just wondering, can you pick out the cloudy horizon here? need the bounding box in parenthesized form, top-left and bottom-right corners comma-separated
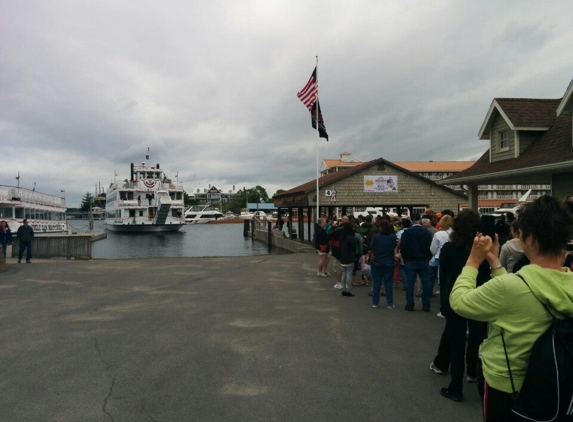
(2, 0, 573, 207)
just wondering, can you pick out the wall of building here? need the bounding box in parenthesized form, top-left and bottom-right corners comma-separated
(552, 172, 573, 199)
(306, 163, 466, 213)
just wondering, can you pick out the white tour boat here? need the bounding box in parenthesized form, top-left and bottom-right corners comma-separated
(184, 205, 224, 224)
(104, 161, 186, 232)
(0, 185, 67, 234)
(238, 210, 267, 220)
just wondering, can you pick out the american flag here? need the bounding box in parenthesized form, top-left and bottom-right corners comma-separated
(297, 67, 318, 111)
(297, 67, 328, 140)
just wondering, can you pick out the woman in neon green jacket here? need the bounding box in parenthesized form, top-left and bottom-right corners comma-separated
(450, 195, 573, 421)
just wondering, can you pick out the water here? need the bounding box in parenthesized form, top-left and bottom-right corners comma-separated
(68, 220, 273, 259)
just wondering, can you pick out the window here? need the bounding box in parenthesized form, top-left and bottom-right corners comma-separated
(498, 130, 509, 151)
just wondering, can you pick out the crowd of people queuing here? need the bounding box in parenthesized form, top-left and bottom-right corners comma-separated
(314, 195, 573, 421)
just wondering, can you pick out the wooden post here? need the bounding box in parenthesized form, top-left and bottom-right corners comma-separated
(267, 221, 272, 252)
(307, 207, 312, 244)
(243, 220, 250, 237)
(298, 207, 303, 241)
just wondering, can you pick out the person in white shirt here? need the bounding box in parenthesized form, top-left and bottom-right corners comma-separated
(499, 220, 524, 273)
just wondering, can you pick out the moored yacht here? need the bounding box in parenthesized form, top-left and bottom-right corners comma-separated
(184, 205, 224, 224)
(104, 160, 186, 232)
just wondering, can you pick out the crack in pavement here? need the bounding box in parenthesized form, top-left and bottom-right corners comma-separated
(94, 337, 116, 421)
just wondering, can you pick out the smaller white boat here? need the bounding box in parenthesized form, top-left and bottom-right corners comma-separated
(239, 210, 267, 220)
(185, 205, 224, 224)
(493, 189, 533, 217)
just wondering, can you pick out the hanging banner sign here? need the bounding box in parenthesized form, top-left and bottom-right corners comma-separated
(363, 175, 398, 193)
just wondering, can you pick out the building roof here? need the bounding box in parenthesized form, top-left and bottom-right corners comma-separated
(478, 98, 561, 139)
(443, 112, 573, 184)
(394, 161, 475, 173)
(277, 157, 467, 199)
(322, 159, 364, 168)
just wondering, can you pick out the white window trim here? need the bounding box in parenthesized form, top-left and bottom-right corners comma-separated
(498, 130, 509, 152)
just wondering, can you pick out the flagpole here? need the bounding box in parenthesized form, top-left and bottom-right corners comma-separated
(315, 55, 320, 224)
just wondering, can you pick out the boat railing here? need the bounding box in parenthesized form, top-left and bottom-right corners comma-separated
(0, 186, 65, 208)
(110, 180, 184, 191)
(252, 214, 267, 230)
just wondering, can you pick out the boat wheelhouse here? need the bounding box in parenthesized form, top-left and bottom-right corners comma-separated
(0, 185, 67, 234)
(104, 161, 186, 232)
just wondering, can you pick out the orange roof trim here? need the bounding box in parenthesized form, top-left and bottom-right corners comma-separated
(395, 161, 475, 172)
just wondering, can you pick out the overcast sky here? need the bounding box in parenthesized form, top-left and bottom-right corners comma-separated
(2, 0, 573, 207)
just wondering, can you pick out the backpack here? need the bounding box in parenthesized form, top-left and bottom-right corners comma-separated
(501, 274, 573, 421)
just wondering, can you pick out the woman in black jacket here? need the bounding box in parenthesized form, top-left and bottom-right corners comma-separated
(438, 210, 490, 402)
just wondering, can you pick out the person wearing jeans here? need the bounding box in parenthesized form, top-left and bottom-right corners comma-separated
(370, 219, 397, 308)
(399, 213, 433, 311)
(338, 222, 356, 297)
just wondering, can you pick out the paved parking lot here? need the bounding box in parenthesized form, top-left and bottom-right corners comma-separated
(0, 254, 482, 421)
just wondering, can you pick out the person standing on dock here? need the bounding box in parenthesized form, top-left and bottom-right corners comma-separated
(16, 218, 34, 263)
(0, 221, 13, 259)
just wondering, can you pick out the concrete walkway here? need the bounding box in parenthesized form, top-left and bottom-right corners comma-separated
(0, 254, 483, 422)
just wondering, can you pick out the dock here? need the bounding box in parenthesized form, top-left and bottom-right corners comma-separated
(9, 232, 107, 260)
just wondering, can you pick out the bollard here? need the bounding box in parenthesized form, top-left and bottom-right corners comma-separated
(243, 220, 250, 237)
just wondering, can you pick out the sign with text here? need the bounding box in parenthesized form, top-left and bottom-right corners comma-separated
(363, 175, 398, 193)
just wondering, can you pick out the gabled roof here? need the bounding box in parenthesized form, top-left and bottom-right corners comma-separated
(276, 157, 466, 199)
(557, 79, 573, 116)
(442, 113, 573, 184)
(394, 161, 475, 173)
(478, 98, 561, 139)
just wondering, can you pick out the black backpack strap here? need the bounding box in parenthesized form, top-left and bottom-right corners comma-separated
(500, 273, 547, 396)
(500, 330, 517, 395)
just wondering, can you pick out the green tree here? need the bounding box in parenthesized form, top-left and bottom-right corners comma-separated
(80, 192, 94, 212)
(246, 186, 269, 203)
(273, 189, 286, 197)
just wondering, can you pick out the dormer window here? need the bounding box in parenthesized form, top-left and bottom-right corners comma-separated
(498, 130, 509, 151)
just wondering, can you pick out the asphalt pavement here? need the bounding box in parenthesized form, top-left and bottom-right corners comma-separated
(0, 253, 483, 422)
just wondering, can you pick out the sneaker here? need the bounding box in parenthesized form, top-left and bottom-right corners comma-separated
(430, 362, 447, 375)
(18, 259, 21, 264)
(324, 272, 332, 276)
(435, 290, 440, 294)
(437, 312, 445, 319)
(386, 305, 395, 310)
(26, 261, 31, 263)
(423, 307, 430, 312)
(372, 305, 378, 308)
(333, 283, 342, 289)
(466, 376, 478, 383)
(341, 291, 348, 296)
(440, 388, 463, 402)
(317, 272, 326, 277)
(404, 305, 414, 312)
(346, 292, 355, 297)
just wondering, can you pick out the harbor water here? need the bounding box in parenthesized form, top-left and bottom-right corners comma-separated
(68, 220, 274, 259)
